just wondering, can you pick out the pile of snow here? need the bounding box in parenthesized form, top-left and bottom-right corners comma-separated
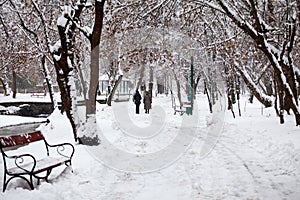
(0, 105, 20, 115)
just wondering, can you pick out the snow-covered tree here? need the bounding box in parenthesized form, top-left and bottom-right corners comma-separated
(184, 0, 300, 125)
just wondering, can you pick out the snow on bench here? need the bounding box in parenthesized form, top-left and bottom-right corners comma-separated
(0, 131, 74, 192)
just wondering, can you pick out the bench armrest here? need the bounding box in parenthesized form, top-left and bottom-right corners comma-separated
(45, 142, 75, 160)
(6, 154, 36, 174)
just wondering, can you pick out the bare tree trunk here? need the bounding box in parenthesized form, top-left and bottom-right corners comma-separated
(41, 55, 55, 110)
(274, 75, 280, 117)
(236, 75, 241, 117)
(204, 81, 212, 113)
(53, 59, 77, 140)
(149, 66, 154, 97)
(79, 0, 106, 145)
(107, 75, 123, 106)
(234, 64, 273, 107)
(51, 4, 86, 142)
(193, 75, 201, 99)
(268, 58, 299, 125)
(86, 0, 105, 116)
(225, 75, 236, 118)
(86, 47, 100, 116)
(275, 76, 285, 124)
(227, 92, 235, 118)
(54, 46, 76, 141)
(12, 70, 16, 98)
(136, 63, 145, 91)
(0, 64, 10, 96)
(0, 79, 7, 96)
(173, 69, 183, 108)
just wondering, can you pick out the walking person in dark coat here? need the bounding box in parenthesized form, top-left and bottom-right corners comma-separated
(133, 90, 142, 114)
(143, 91, 152, 114)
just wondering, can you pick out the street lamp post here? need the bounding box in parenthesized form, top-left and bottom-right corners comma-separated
(186, 56, 194, 115)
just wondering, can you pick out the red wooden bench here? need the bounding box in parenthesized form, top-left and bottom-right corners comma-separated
(0, 131, 74, 192)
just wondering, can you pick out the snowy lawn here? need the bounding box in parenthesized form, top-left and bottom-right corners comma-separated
(0, 94, 299, 200)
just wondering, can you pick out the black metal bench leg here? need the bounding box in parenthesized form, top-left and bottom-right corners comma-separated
(3, 175, 34, 192)
(29, 177, 34, 189)
(65, 161, 73, 173)
(27, 175, 34, 190)
(34, 169, 51, 186)
(45, 169, 52, 183)
(3, 173, 7, 192)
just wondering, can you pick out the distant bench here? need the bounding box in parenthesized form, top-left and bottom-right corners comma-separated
(31, 93, 45, 98)
(0, 131, 74, 192)
(173, 101, 191, 116)
(174, 106, 185, 116)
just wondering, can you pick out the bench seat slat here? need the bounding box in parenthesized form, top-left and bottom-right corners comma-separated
(0, 131, 44, 148)
(7, 157, 71, 175)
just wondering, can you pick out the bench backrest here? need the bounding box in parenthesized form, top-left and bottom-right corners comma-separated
(0, 131, 45, 149)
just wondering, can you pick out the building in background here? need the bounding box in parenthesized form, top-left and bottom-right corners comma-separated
(97, 75, 131, 104)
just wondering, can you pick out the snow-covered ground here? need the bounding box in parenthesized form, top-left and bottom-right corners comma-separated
(0, 93, 299, 199)
(0, 93, 52, 103)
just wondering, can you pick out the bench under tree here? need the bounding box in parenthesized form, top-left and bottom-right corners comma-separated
(0, 131, 75, 192)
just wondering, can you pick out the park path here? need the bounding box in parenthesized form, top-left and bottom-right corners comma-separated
(0, 95, 299, 200)
(92, 96, 300, 200)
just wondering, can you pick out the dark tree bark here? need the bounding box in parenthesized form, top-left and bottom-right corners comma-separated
(236, 75, 241, 117)
(86, 0, 106, 117)
(235, 65, 272, 108)
(273, 74, 280, 117)
(107, 75, 123, 106)
(52, 4, 85, 142)
(78, 0, 106, 145)
(0, 78, 8, 96)
(149, 66, 154, 97)
(12, 70, 16, 98)
(204, 81, 212, 113)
